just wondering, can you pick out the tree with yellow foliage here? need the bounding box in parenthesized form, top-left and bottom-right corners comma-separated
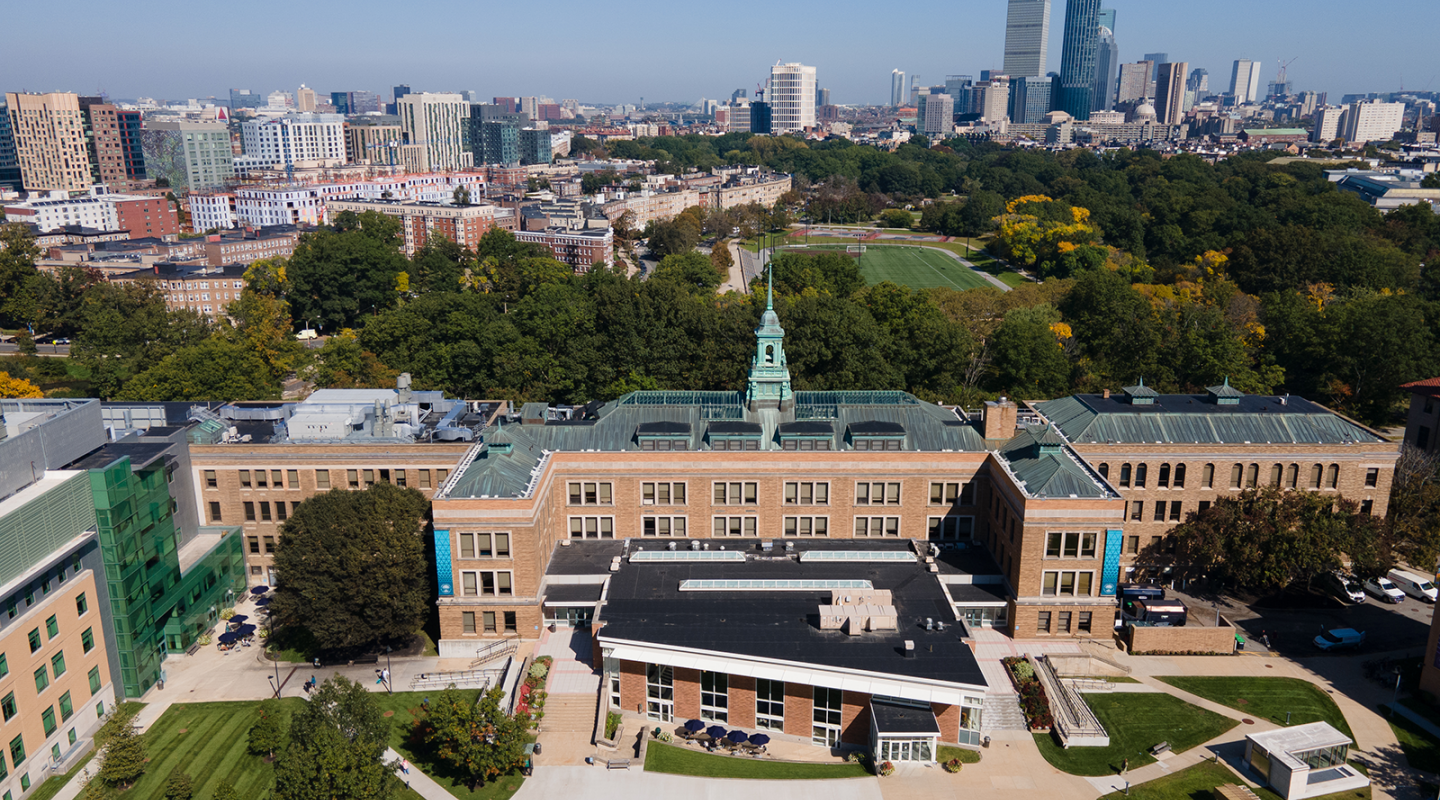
(0, 372, 44, 398)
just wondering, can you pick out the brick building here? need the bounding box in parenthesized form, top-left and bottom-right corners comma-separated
(1401, 378, 1440, 454)
(111, 195, 179, 239)
(514, 226, 613, 271)
(324, 198, 507, 257)
(110, 263, 249, 318)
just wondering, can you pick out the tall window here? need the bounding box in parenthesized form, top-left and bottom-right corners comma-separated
(315, 469, 330, 490)
(700, 672, 728, 722)
(1174, 463, 1186, 488)
(1230, 464, 1243, 489)
(712, 517, 758, 536)
(1309, 464, 1323, 489)
(756, 679, 785, 729)
(1286, 464, 1299, 489)
(813, 687, 843, 747)
(1134, 464, 1148, 487)
(568, 482, 613, 505)
(1326, 464, 1339, 489)
(646, 664, 674, 722)
(1119, 463, 1131, 487)
(1201, 463, 1214, 488)
(1158, 464, 1171, 488)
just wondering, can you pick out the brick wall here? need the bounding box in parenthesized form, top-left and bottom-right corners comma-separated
(932, 702, 961, 743)
(673, 667, 701, 721)
(783, 681, 813, 739)
(1125, 620, 1236, 655)
(728, 675, 757, 727)
(841, 690, 872, 745)
(620, 660, 646, 715)
(1011, 603, 1117, 639)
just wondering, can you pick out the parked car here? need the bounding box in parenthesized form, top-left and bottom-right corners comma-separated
(1320, 571, 1365, 604)
(1313, 628, 1366, 651)
(1364, 576, 1406, 603)
(1387, 569, 1438, 603)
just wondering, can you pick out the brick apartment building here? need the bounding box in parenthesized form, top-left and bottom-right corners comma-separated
(324, 198, 511, 257)
(111, 195, 179, 239)
(514, 226, 613, 271)
(109, 263, 248, 318)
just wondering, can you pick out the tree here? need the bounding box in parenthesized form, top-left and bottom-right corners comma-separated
(879, 208, 914, 230)
(162, 770, 194, 800)
(274, 677, 393, 800)
(0, 223, 42, 328)
(453, 185, 471, 206)
(988, 304, 1071, 397)
(116, 338, 280, 401)
(248, 698, 290, 759)
(710, 238, 734, 275)
(651, 252, 722, 293)
(1387, 445, 1440, 571)
(71, 282, 214, 398)
(225, 258, 303, 379)
(286, 211, 410, 331)
(96, 713, 147, 789)
(269, 482, 432, 652)
(1154, 487, 1390, 593)
(0, 371, 43, 398)
(308, 329, 397, 389)
(212, 783, 239, 800)
(958, 191, 1004, 236)
(421, 686, 531, 789)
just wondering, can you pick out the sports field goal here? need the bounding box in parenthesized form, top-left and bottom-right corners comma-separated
(846, 245, 867, 257)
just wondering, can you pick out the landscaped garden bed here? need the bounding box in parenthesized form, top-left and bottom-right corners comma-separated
(1002, 656, 1054, 731)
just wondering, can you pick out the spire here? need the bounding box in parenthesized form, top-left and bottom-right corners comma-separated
(766, 261, 775, 311)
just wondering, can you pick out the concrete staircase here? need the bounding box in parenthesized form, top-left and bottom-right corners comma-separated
(981, 693, 1028, 731)
(539, 694, 598, 736)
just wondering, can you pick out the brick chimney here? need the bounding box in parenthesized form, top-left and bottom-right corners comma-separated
(983, 398, 1018, 441)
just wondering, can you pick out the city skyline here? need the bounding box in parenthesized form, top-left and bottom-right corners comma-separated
(3, 0, 1437, 107)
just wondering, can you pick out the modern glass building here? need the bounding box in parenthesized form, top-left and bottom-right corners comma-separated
(1057, 0, 1101, 120)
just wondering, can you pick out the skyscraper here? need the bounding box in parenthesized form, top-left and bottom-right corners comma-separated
(5, 92, 93, 192)
(0, 104, 20, 190)
(1143, 53, 1168, 65)
(1096, 7, 1115, 34)
(1003, 0, 1051, 79)
(817, 87, 830, 108)
(296, 85, 317, 113)
(891, 70, 906, 107)
(1117, 61, 1153, 103)
(1154, 62, 1188, 124)
(768, 63, 817, 133)
(1092, 26, 1120, 112)
(397, 93, 472, 171)
(1230, 60, 1264, 104)
(78, 97, 147, 191)
(945, 76, 975, 115)
(228, 89, 262, 111)
(1009, 76, 1054, 123)
(1057, 0, 1101, 120)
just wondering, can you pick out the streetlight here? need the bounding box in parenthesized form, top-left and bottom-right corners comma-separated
(268, 674, 279, 699)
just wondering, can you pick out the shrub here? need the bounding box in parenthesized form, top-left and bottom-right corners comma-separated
(656, 729, 673, 743)
(1010, 660, 1035, 680)
(877, 760, 895, 777)
(529, 661, 549, 679)
(219, 608, 236, 621)
(212, 782, 239, 800)
(604, 711, 622, 740)
(162, 770, 193, 800)
(943, 758, 964, 773)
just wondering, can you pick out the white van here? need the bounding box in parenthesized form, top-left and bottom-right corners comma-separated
(1388, 569, 1438, 603)
(1364, 576, 1406, 603)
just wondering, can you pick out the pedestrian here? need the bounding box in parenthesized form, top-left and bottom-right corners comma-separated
(401, 759, 410, 775)
(376, 669, 384, 686)
(1121, 757, 1129, 775)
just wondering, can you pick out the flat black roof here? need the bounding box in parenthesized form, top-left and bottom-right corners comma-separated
(779, 421, 833, 435)
(871, 700, 941, 735)
(544, 584, 605, 604)
(947, 583, 1010, 604)
(636, 421, 690, 435)
(66, 442, 169, 471)
(707, 421, 763, 435)
(591, 540, 988, 687)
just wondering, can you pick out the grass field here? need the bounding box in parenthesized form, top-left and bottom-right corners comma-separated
(643, 742, 872, 779)
(376, 690, 528, 800)
(781, 244, 993, 291)
(1389, 712, 1440, 773)
(1156, 677, 1353, 738)
(1033, 693, 1239, 776)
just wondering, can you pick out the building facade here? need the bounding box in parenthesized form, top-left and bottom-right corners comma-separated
(1092, 26, 1120, 112)
(240, 114, 346, 169)
(324, 198, 503, 257)
(398, 93, 473, 172)
(1056, 0, 1101, 120)
(1230, 60, 1264, 105)
(1341, 100, 1405, 145)
(1154, 62, 1189, 125)
(141, 120, 234, 192)
(344, 120, 403, 166)
(767, 64, 817, 133)
(1003, 0, 1051, 79)
(5, 92, 92, 193)
(78, 98, 148, 191)
(514, 227, 613, 271)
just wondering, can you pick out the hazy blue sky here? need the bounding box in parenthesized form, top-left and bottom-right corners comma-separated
(6, 0, 1435, 105)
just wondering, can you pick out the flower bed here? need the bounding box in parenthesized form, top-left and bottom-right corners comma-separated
(1002, 656, 1054, 731)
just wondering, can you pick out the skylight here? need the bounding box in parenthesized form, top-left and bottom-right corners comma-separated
(679, 579, 874, 591)
(629, 550, 746, 563)
(799, 551, 917, 563)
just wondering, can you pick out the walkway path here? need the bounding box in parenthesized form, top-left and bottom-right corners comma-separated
(387, 748, 459, 800)
(513, 764, 883, 800)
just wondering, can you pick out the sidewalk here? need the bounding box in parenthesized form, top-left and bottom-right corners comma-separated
(388, 747, 459, 800)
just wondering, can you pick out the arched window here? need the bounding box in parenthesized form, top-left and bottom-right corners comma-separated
(1245, 464, 1259, 488)
(1309, 464, 1323, 489)
(1158, 464, 1171, 488)
(1098, 463, 1109, 479)
(1230, 464, 1243, 489)
(1327, 464, 1339, 488)
(765, 344, 774, 364)
(1174, 463, 1187, 488)
(1285, 464, 1298, 489)
(1135, 463, 1148, 487)
(1269, 464, 1282, 487)
(1202, 463, 1214, 488)
(1119, 463, 1132, 487)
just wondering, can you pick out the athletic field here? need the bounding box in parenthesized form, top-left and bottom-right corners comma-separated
(780, 244, 993, 291)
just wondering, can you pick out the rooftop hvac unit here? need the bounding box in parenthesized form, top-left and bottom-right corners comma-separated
(668, 541, 677, 551)
(690, 540, 701, 551)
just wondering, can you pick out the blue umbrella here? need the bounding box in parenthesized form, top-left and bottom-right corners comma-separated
(217, 632, 237, 644)
(706, 725, 726, 740)
(250, 586, 269, 595)
(727, 730, 748, 744)
(228, 615, 248, 624)
(684, 719, 705, 733)
(748, 733, 770, 746)
(255, 597, 272, 607)
(236, 624, 257, 636)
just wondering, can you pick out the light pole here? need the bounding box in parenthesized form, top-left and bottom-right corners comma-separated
(268, 674, 279, 700)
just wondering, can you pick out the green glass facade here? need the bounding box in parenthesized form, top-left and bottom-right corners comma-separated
(87, 457, 244, 698)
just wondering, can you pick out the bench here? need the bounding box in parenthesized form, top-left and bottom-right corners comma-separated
(185, 641, 202, 656)
(606, 758, 630, 770)
(349, 654, 380, 666)
(1149, 742, 1172, 757)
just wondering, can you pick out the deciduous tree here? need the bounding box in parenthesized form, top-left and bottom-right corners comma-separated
(274, 676, 393, 800)
(248, 698, 289, 759)
(421, 686, 531, 789)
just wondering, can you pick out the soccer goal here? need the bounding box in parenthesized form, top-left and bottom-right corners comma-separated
(846, 245, 867, 257)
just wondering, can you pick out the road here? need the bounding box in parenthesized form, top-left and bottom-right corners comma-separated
(0, 342, 70, 356)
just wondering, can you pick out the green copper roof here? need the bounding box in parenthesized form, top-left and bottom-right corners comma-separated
(993, 426, 1114, 499)
(1206, 377, 1245, 398)
(1034, 393, 1384, 445)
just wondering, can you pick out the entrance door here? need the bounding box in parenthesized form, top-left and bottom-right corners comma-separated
(813, 686, 842, 747)
(647, 664, 674, 722)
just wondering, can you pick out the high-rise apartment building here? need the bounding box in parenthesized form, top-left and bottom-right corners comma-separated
(1230, 60, 1264, 105)
(768, 63, 817, 133)
(330, 91, 381, 116)
(921, 90, 954, 136)
(1311, 106, 1344, 143)
(944, 76, 975, 115)
(141, 120, 234, 192)
(78, 97, 148, 191)
(296, 85, 317, 113)
(891, 70, 906, 107)
(1057, 0, 1101, 120)
(5, 92, 93, 193)
(1003, 0, 1051, 79)
(1009, 76, 1054, 123)
(518, 128, 552, 166)
(1341, 100, 1406, 145)
(398, 93, 473, 172)
(1092, 26, 1120, 112)
(1154, 62, 1188, 125)
(1117, 61, 1153, 103)
(817, 87, 831, 108)
(240, 113, 346, 168)
(976, 76, 1012, 122)
(345, 117, 403, 165)
(0, 104, 20, 190)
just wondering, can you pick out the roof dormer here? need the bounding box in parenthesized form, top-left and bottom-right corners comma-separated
(1121, 378, 1158, 406)
(1207, 377, 1244, 406)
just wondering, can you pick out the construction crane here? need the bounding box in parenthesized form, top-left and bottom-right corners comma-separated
(1277, 57, 1298, 85)
(755, 82, 765, 100)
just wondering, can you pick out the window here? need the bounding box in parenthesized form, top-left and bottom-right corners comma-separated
(483, 612, 497, 633)
(1, 693, 14, 721)
(1420, 427, 1432, 451)
(209, 501, 223, 522)
(263, 536, 275, 553)
(244, 502, 256, 522)
(1135, 463, 1148, 488)
(642, 482, 687, 505)
(46, 616, 58, 638)
(854, 517, 901, 537)
(855, 482, 901, 505)
(459, 532, 510, 558)
(1310, 464, 1323, 489)
(1078, 612, 1092, 633)
(755, 679, 785, 729)
(1045, 532, 1097, 558)
(1201, 463, 1214, 488)
(239, 469, 251, 488)
(1198, 500, 1211, 514)
(347, 469, 359, 489)
(928, 482, 972, 505)
(260, 501, 272, 522)
(1119, 464, 1131, 487)
(461, 571, 513, 597)
(1041, 571, 1094, 596)
(1169, 501, 1183, 522)
(438, 469, 449, 484)
(712, 482, 758, 505)
(1361, 499, 1374, 515)
(248, 536, 260, 554)
(642, 517, 687, 536)
(51, 652, 65, 678)
(712, 516, 758, 536)
(255, 470, 267, 488)
(813, 686, 843, 746)
(1126, 536, 1138, 554)
(1286, 464, 1299, 489)
(1365, 468, 1379, 488)
(927, 516, 974, 539)
(700, 672, 728, 722)
(1158, 464, 1171, 488)
(88, 666, 101, 695)
(1230, 464, 1243, 489)
(34, 666, 48, 693)
(1131, 501, 1143, 521)
(204, 470, 217, 489)
(1098, 463, 1109, 479)
(1269, 464, 1282, 487)
(781, 438, 831, 451)
(462, 612, 476, 634)
(269, 469, 282, 487)
(568, 517, 615, 539)
(76, 593, 87, 616)
(9, 734, 23, 767)
(504, 612, 517, 633)
(567, 482, 613, 505)
(1326, 464, 1339, 489)
(1154, 501, 1166, 522)
(0, 653, 5, 678)
(1037, 611, 1051, 634)
(276, 502, 287, 522)
(82, 628, 94, 653)
(1245, 463, 1259, 488)
(785, 482, 829, 505)
(419, 469, 432, 489)
(1174, 464, 1186, 488)
(362, 469, 375, 487)
(646, 664, 675, 722)
(394, 470, 407, 488)
(783, 517, 828, 536)
(42, 707, 56, 736)
(316, 470, 330, 490)
(287, 469, 299, 488)
(1057, 611, 1072, 634)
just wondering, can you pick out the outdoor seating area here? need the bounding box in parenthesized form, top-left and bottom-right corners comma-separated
(677, 719, 774, 757)
(219, 586, 271, 652)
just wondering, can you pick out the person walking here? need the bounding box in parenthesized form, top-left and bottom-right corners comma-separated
(401, 759, 410, 775)
(1120, 757, 1129, 775)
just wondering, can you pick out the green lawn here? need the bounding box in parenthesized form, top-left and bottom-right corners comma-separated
(1388, 712, 1440, 774)
(780, 244, 992, 291)
(1098, 760, 1369, 800)
(937, 745, 982, 763)
(25, 752, 95, 800)
(1156, 677, 1352, 738)
(644, 742, 873, 779)
(374, 690, 529, 800)
(1033, 693, 1239, 776)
